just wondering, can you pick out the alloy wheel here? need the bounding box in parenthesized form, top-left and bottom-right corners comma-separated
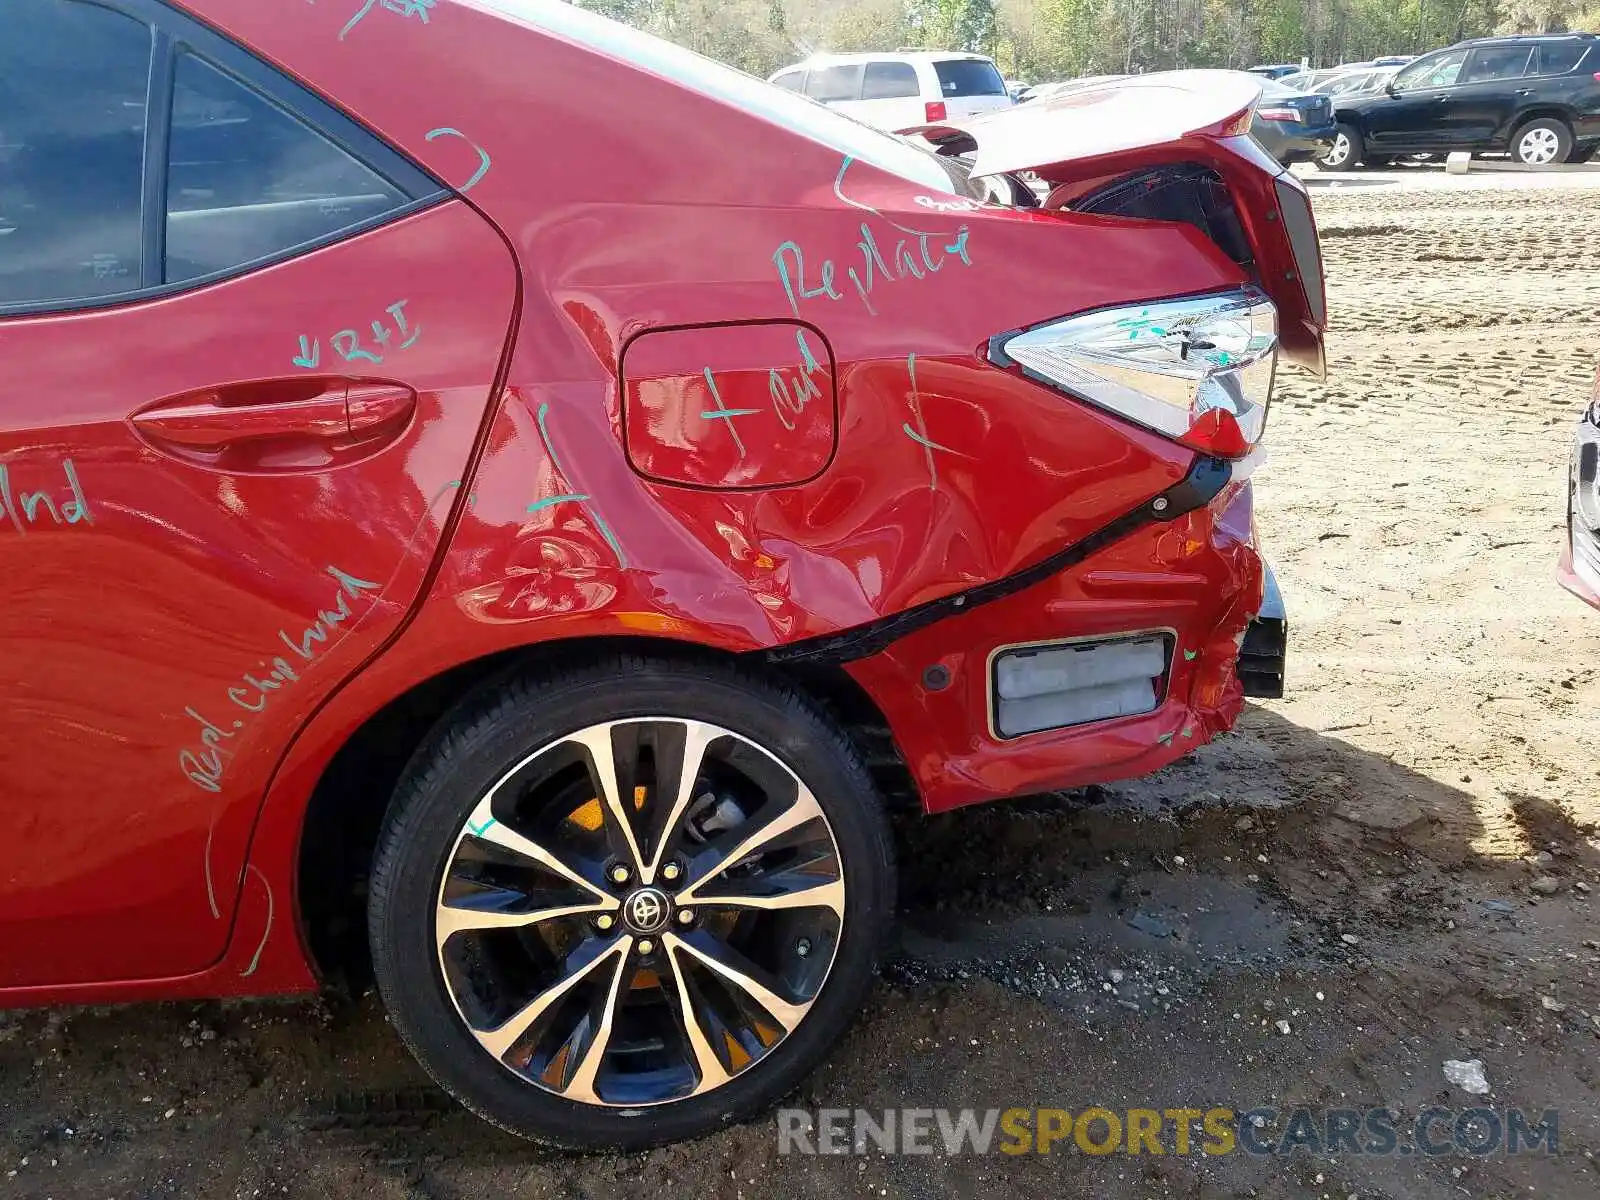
(1518, 126, 1560, 165)
(432, 718, 846, 1108)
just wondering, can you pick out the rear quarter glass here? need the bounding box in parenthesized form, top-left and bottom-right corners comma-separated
(933, 58, 1007, 97)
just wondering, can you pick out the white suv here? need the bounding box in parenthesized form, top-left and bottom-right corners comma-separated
(768, 51, 1013, 132)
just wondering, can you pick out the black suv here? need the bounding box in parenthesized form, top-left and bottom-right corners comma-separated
(1319, 33, 1600, 169)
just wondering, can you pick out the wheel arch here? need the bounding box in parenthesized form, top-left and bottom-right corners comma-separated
(293, 634, 914, 989)
(1504, 106, 1575, 144)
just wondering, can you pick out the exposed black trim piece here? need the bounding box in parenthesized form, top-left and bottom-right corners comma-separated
(1239, 565, 1287, 699)
(763, 455, 1231, 666)
(139, 29, 176, 290)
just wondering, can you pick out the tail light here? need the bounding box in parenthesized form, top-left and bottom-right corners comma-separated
(925, 100, 947, 121)
(995, 286, 1278, 459)
(1255, 106, 1301, 122)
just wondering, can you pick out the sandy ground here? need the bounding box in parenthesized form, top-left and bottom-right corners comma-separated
(5, 172, 1600, 1200)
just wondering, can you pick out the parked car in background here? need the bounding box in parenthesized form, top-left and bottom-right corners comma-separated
(1278, 67, 1355, 91)
(1560, 362, 1600, 610)
(1006, 77, 1029, 101)
(1316, 65, 1401, 96)
(769, 51, 1012, 129)
(1249, 63, 1304, 79)
(1321, 33, 1600, 169)
(1, 0, 1323, 1150)
(1019, 74, 1130, 102)
(1280, 65, 1399, 96)
(1250, 76, 1338, 163)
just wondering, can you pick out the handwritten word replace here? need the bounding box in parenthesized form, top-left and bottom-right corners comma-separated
(773, 156, 975, 319)
(0, 457, 92, 535)
(293, 299, 419, 370)
(180, 565, 380, 793)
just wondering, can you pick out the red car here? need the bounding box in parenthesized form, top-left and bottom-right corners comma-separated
(0, 1, 1322, 1148)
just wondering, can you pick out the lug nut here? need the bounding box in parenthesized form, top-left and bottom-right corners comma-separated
(660, 861, 682, 883)
(595, 913, 615, 932)
(608, 864, 630, 885)
(638, 939, 654, 955)
(796, 937, 812, 958)
(676, 908, 696, 926)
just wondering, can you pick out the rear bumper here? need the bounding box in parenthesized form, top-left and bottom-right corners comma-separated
(845, 474, 1270, 812)
(1254, 119, 1337, 164)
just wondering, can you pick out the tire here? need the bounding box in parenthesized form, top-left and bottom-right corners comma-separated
(1512, 118, 1572, 166)
(1566, 143, 1597, 164)
(1319, 123, 1363, 171)
(368, 654, 896, 1149)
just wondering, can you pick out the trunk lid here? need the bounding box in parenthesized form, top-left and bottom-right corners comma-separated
(900, 70, 1327, 375)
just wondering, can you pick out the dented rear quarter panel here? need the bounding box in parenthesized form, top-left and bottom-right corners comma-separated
(135, 0, 1276, 995)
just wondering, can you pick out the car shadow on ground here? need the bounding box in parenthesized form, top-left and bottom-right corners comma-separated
(5, 703, 1592, 1198)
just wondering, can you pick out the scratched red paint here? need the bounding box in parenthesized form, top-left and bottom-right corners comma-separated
(0, 0, 1321, 1004)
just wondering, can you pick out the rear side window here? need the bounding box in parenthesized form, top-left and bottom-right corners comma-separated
(0, 0, 152, 306)
(771, 70, 804, 92)
(1533, 43, 1589, 76)
(805, 65, 863, 103)
(165, 53, 409, 283)
(1463, 45, 1532, 83)
(862, 61, 920, 100)
(933, 59, 1006, 97)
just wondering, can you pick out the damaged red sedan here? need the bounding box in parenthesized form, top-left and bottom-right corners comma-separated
(0, 0, 1321, 1148)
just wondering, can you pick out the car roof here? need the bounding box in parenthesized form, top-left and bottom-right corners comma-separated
(1451, 32, 1599, 47)
(779, 51, 996, 68)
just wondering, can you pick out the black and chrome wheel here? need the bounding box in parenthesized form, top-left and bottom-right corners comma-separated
(368, 657, 894, 1148)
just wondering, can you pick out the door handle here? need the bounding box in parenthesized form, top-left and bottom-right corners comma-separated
(133, 382, 350, 449)
(1515, 88, 1534, 96)
(132, 378, 417, 467)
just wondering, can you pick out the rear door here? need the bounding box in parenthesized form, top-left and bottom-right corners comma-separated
(857, 60, 925, 131)
(0, 0, 516, 987)
(804, 62, 867, 121)
(932, 57, 1013, 121)
(1450, 44, 1533, 145)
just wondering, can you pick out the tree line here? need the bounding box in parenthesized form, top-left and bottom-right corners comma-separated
(574, 0, 1597, 83)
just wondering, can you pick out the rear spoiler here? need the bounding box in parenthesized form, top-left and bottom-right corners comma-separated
(900, 71, 1327, 375)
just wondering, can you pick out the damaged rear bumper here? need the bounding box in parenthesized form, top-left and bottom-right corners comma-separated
(836, 470, 1276, 813)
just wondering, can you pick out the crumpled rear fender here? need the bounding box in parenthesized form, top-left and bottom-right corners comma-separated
(842, 477, 1265, 812)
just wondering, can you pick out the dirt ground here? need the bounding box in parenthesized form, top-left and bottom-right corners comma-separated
(5, 171, 1600, 1200)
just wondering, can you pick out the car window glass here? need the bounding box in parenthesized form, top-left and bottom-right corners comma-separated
(804, 65, 863, 103)
(1533, 44, 1587, 75)
(165, 53, 409, 285)
(1463, 46, 1532, 83)
(934, 59, 1007, 97)
(1394, 49, 1467, 90)
(0, 0, 151, 308)
(771, 70, 804, 92)
(862, 61, 919, 100)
